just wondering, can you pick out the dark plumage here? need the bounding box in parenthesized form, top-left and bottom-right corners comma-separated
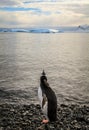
(38, 70, 57, 122)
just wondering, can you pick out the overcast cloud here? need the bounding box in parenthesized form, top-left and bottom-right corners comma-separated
(0, 0, 89, 27)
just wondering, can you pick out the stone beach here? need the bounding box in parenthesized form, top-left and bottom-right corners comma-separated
(0, 103, 89, 130)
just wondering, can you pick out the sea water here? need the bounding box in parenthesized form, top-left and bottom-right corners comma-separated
(0, 32, 89, 105)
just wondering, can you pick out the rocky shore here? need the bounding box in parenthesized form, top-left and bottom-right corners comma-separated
(0, 103, 89, 130)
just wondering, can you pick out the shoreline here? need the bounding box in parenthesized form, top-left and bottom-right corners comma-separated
(0, 103, 89, 130)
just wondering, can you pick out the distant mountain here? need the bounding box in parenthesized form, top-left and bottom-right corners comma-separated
(79, 25, 89, 30)
(76, 25, 89, 32)
(0, 25, 89, 33)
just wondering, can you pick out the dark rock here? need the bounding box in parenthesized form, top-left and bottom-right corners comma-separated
(0, 127, 3, 130)
(36, 127, 44, 130)
(85, 116, 89, 123)
(36, 104, 41, 109)
(60, 104, 68, 108)
(76, 114, 85, 121)
(74, 124, 81, 130)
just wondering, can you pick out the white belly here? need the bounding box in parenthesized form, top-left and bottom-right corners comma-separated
(38, 87, 48, 117)
(42, 101, 48, 117)
(38, 86, 43, 107)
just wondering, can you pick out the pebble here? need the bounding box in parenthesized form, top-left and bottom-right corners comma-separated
(0, 104, 89, 130)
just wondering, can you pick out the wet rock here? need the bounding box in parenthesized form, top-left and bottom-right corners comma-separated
(74, 124, 81, 130)
(0, 127, 3, 130)
(23, 111, 29, 116)
(28, 113, 33, 116)
(60, 104, 68, 108)
(36, 126, 44, 130)
(36, 104, 41, 109)
(85, 116, 89, 123)
(49, 125, 55, 130)
(76, 114, 84, 121)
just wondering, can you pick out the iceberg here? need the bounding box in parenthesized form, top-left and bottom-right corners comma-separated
(11, 29, 29, 32)
(49, 29, 60, 33)
(30, 28, 60, 33)
(30, 28, 50, 33)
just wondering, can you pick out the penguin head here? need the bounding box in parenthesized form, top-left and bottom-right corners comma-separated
(40, 70, 47, 85)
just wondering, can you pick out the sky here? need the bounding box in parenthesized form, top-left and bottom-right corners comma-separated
(0, 0, 89, 28)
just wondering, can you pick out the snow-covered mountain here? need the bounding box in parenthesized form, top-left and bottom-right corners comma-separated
(75, 25, 89, 32)
(0, 25, 89, 33)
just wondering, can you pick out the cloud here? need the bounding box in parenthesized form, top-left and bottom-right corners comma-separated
(0, 0, 23, 7)
(23, 0, 89, 4)
(0, 7, 42, 12)
(0, 0, 89, 7)
(0, 0, 89, 27)
(67, 4, 89, 17)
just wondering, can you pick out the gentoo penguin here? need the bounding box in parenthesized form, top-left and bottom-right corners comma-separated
(38, 70, 57, 123)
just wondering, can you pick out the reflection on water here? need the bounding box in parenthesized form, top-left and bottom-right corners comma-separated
(0, 33, 89, 105)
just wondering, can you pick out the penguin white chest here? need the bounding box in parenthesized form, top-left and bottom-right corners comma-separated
(38, 87, 48, 117)
(38, 86, 43, 107)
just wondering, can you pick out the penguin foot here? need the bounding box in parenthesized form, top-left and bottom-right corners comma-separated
(42, 119, 49, 124)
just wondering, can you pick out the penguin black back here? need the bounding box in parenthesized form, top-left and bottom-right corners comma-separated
(40, 70, 57, 122)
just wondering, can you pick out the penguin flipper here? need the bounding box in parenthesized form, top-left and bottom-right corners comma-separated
(42, 94, 47, 108)
(42, 94, 48, 118)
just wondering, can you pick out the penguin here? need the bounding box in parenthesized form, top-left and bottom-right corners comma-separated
(38, 70, 57, 123)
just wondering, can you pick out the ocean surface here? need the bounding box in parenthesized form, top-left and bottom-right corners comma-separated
(0, 32, 89, 105)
